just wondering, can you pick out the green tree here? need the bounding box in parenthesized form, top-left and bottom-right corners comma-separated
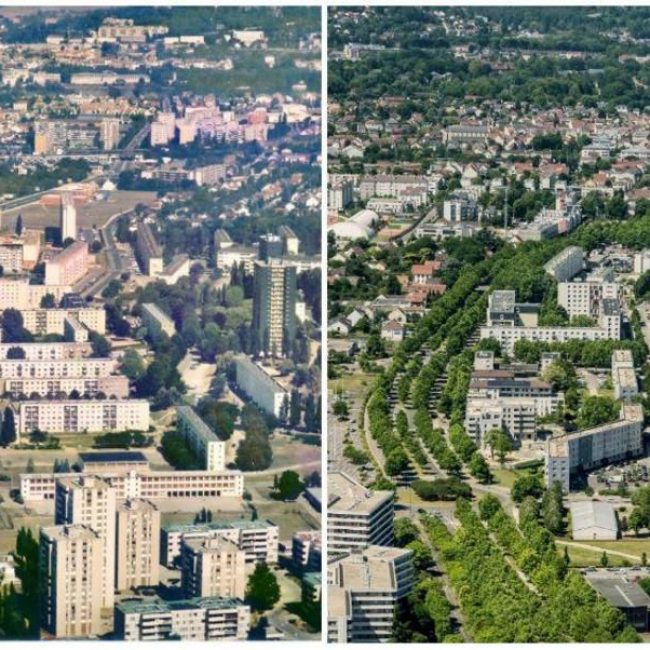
(1, 407, 16, 447)
(246, 562, 280, 612)
(272, 470, 304, 501)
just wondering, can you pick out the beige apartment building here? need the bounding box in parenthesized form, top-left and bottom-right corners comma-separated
(328, 472, 394, 553)
(141, 302, 176, 338)
(176, 405, 226, 471)
(180, 538, 246, 599)
(116, 498, 161, 592)
(55, 476, 116, 610)
(0, 279, 71, 310)
(40, 524, 103, 638)
(21, 467, 244, 502)
(328, 546, 414, 643)
(135, 222, 164, 276)
(0, 341, 91, 361)
(20, 307, 106, 336)
(114, 597, 250, 641)
(45, 240, 88, 286)
(18, 399, 150, 435)
(161, 519, 279, 567)
(1, 374, 129, 399)
(0, 357, 117, 379)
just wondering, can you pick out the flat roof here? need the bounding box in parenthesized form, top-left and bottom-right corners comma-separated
(79, 451, 148, 464)
(586, 576, 650, 609)
(162, 518, 276, 534)
(570, 500, 618, 533)
(328, 471, 392, 514)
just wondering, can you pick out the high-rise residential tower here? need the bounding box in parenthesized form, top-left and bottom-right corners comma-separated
(252, 259, 297, 357)
(60, 193, 77, 242)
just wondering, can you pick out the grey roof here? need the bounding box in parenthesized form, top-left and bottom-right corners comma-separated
(162, 518, 276, 535)
(570, 500, 618, 533)
(79, 451, 147, 464)
(490, 290, 516, 312)
(586, 576, 650, 609)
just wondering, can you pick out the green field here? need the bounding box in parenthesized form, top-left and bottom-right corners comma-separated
(555, 541, 629, 568)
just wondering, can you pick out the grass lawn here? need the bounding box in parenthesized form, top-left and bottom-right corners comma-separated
(330, 372, 375, 396)
(555, 541, 628, 568)
(570, 538, 649, 559)
(492, 468, 519, 488)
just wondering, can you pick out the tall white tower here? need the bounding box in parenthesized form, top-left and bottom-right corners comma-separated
(60, 192, 76, 242)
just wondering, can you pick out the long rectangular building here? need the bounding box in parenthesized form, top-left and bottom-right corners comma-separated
(45, 241, 89, 286)
(114, 597, 250, 641)
(21, 468, 244, 502)
(0, 341, 91, 360)
(233, 355, 288, 417)
(18, 399, 150, 434)
(20, 307, 106, 336)
(0, 279, 71, 310)
(176, 405, 226, 471)
(545, 404, 644, 490)
(160, 519, 279, 567)
(0, 357, 117, 379)
(1, 374, 129, 399)
(135, 222, 164, 276)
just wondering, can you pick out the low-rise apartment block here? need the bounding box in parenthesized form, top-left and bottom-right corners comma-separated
(141, 303, 176, 338)
(545, 404, 644, 490)
(135, 222, 164, 276)
(0, 279, 71, 310)
(114, 597, 250, 641)
(176, 405, 226, 471)
(544, 246, 585, 282)
(20, 307, 106, 336)
(233, 355, 288, 417)
(328, 472, 394, 553)
(612, 349, 638, 401)
(1, 374, 129, 399)
(0, 357, 117, 379)
(292, 530, 322, 571)
(18, 399, 150, 435)
(160, 519, 278, 567)
(0, 341, 91, 360)
(21, 467, 244, 503)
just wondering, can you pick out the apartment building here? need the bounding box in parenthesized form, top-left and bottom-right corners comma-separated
(161, 519, 278, 567)
(0, 237, 24, 273)
(481, 290, 619, 355)
(0, 279, 71, 310)
(20, 307, 106, 336)
(233, 355, 288, 418)
(180, 538, 246, 599)
(141, 303, 176, 338)
(2, 374, 129, 399)
(612, 349, 638, 401)
(215, 244, 257, 274)
(135, 222, 164, 276)
(0, 357, 116, 379)
(292, 530, 322, 571)
(633, 250, 650, 275)
(116, 499, 161, 592)
(252, 259, 297, 357)
(543, 246, 585, 282)
(545, 404, 644, 490)
(114, 597, 250, 641)
(328, 180, 353, 211)
(21, 468, 244, 503)
(328, 546, 414, 643)
(176, 405, 226, 471)
(557, 280, 619, 319)
(55, 476, 116, 610)
(0, 341, 90, 360)
(18, 399, 150, 435)
(45, 241, 88, 286)
(60, 193, 77, 242)
(99, 118, 121, 151)
(328, 472, 394, 553)
(40, 525, 103, 638)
